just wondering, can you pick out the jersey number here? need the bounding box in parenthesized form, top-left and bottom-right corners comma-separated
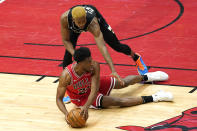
(85, 7, 94, 14)
(78, 86, 90, 94)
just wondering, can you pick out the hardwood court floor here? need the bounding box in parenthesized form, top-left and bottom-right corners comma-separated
(0, 73, 196, 131)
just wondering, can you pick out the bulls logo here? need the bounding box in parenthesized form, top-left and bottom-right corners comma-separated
(117, 107, 197, 131)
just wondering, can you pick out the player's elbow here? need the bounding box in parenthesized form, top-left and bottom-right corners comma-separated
(62, 40, 70, 47)
(56, 95, 63, 106)
(56, 94, 61, 102)
(56, 91, 63, 103)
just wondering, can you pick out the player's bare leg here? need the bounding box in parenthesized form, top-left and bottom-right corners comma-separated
(114, 75, 144, 89)
(115, 71, 170, 89)
(102, 90, 173, 108)
(102, 96, 143, 108)
(101, 71, 173, 108)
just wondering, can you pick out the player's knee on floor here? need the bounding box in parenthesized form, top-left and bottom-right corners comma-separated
(123, 75, 141, 86)
(114, 79, 125, 89)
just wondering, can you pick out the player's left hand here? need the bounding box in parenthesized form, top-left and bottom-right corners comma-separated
(111, 72, 125, 86)
(80, 106, 89, 120)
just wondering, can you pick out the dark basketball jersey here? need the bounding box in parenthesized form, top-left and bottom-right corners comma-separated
(67, 5, 105, 33)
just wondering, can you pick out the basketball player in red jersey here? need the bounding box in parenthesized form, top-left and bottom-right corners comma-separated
(56, 47, 173, 124)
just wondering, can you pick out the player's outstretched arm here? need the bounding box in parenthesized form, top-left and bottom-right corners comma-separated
(88, 18, 116, 74)
(60, 13, 75, 56)
(56, 69, 71, 116)
(80, 61, 100, 119)
(88, 18, 124, 85)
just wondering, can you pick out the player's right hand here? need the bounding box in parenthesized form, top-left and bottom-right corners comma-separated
(111, 72, 125, 87)
(65, 114, 70, 125)
(80, 106, 89, 120)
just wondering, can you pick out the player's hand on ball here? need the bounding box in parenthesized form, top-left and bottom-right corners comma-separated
(80, 106, 89, 120)
(111, 72, 125, 86)
(65, 114, 70, 125)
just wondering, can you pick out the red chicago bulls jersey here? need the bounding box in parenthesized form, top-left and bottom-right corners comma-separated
(65, 62, 92, 99)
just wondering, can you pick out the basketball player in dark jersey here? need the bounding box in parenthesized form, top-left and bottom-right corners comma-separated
(56, 47, 173, 124)
(61, 5, 148, 103)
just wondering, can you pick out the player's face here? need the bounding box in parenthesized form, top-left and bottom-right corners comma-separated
(73, 17, 86, 29)
(81, 57, 93, 72)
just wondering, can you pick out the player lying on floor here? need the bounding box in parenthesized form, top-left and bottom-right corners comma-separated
(56, 47, 173, 123)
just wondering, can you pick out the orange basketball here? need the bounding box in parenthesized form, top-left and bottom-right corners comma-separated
(67, 108, 87, 128)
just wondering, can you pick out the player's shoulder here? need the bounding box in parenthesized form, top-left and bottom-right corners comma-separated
(88, 17, 99, 27)
(59, 68, 71, 84)
(60, 10, 70, 23)
(61, 10, 69, 18)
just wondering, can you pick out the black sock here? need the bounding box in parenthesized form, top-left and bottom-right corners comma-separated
(141, 96, 153, 103)
(142, 75, 148, 81)
(133, 53, 139, 61)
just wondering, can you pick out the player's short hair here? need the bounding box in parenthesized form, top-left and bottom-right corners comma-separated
(74, 47, 91, 63)
(72, 6, 86, 19)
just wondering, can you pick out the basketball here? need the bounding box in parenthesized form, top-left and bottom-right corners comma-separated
(67, 108, 87, 128)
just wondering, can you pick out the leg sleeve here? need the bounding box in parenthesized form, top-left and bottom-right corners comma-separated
(99, 22, 132, 55)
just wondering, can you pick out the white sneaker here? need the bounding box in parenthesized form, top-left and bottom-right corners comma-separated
(145, 71, 169, 82)
(152, 90, 173, 102)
